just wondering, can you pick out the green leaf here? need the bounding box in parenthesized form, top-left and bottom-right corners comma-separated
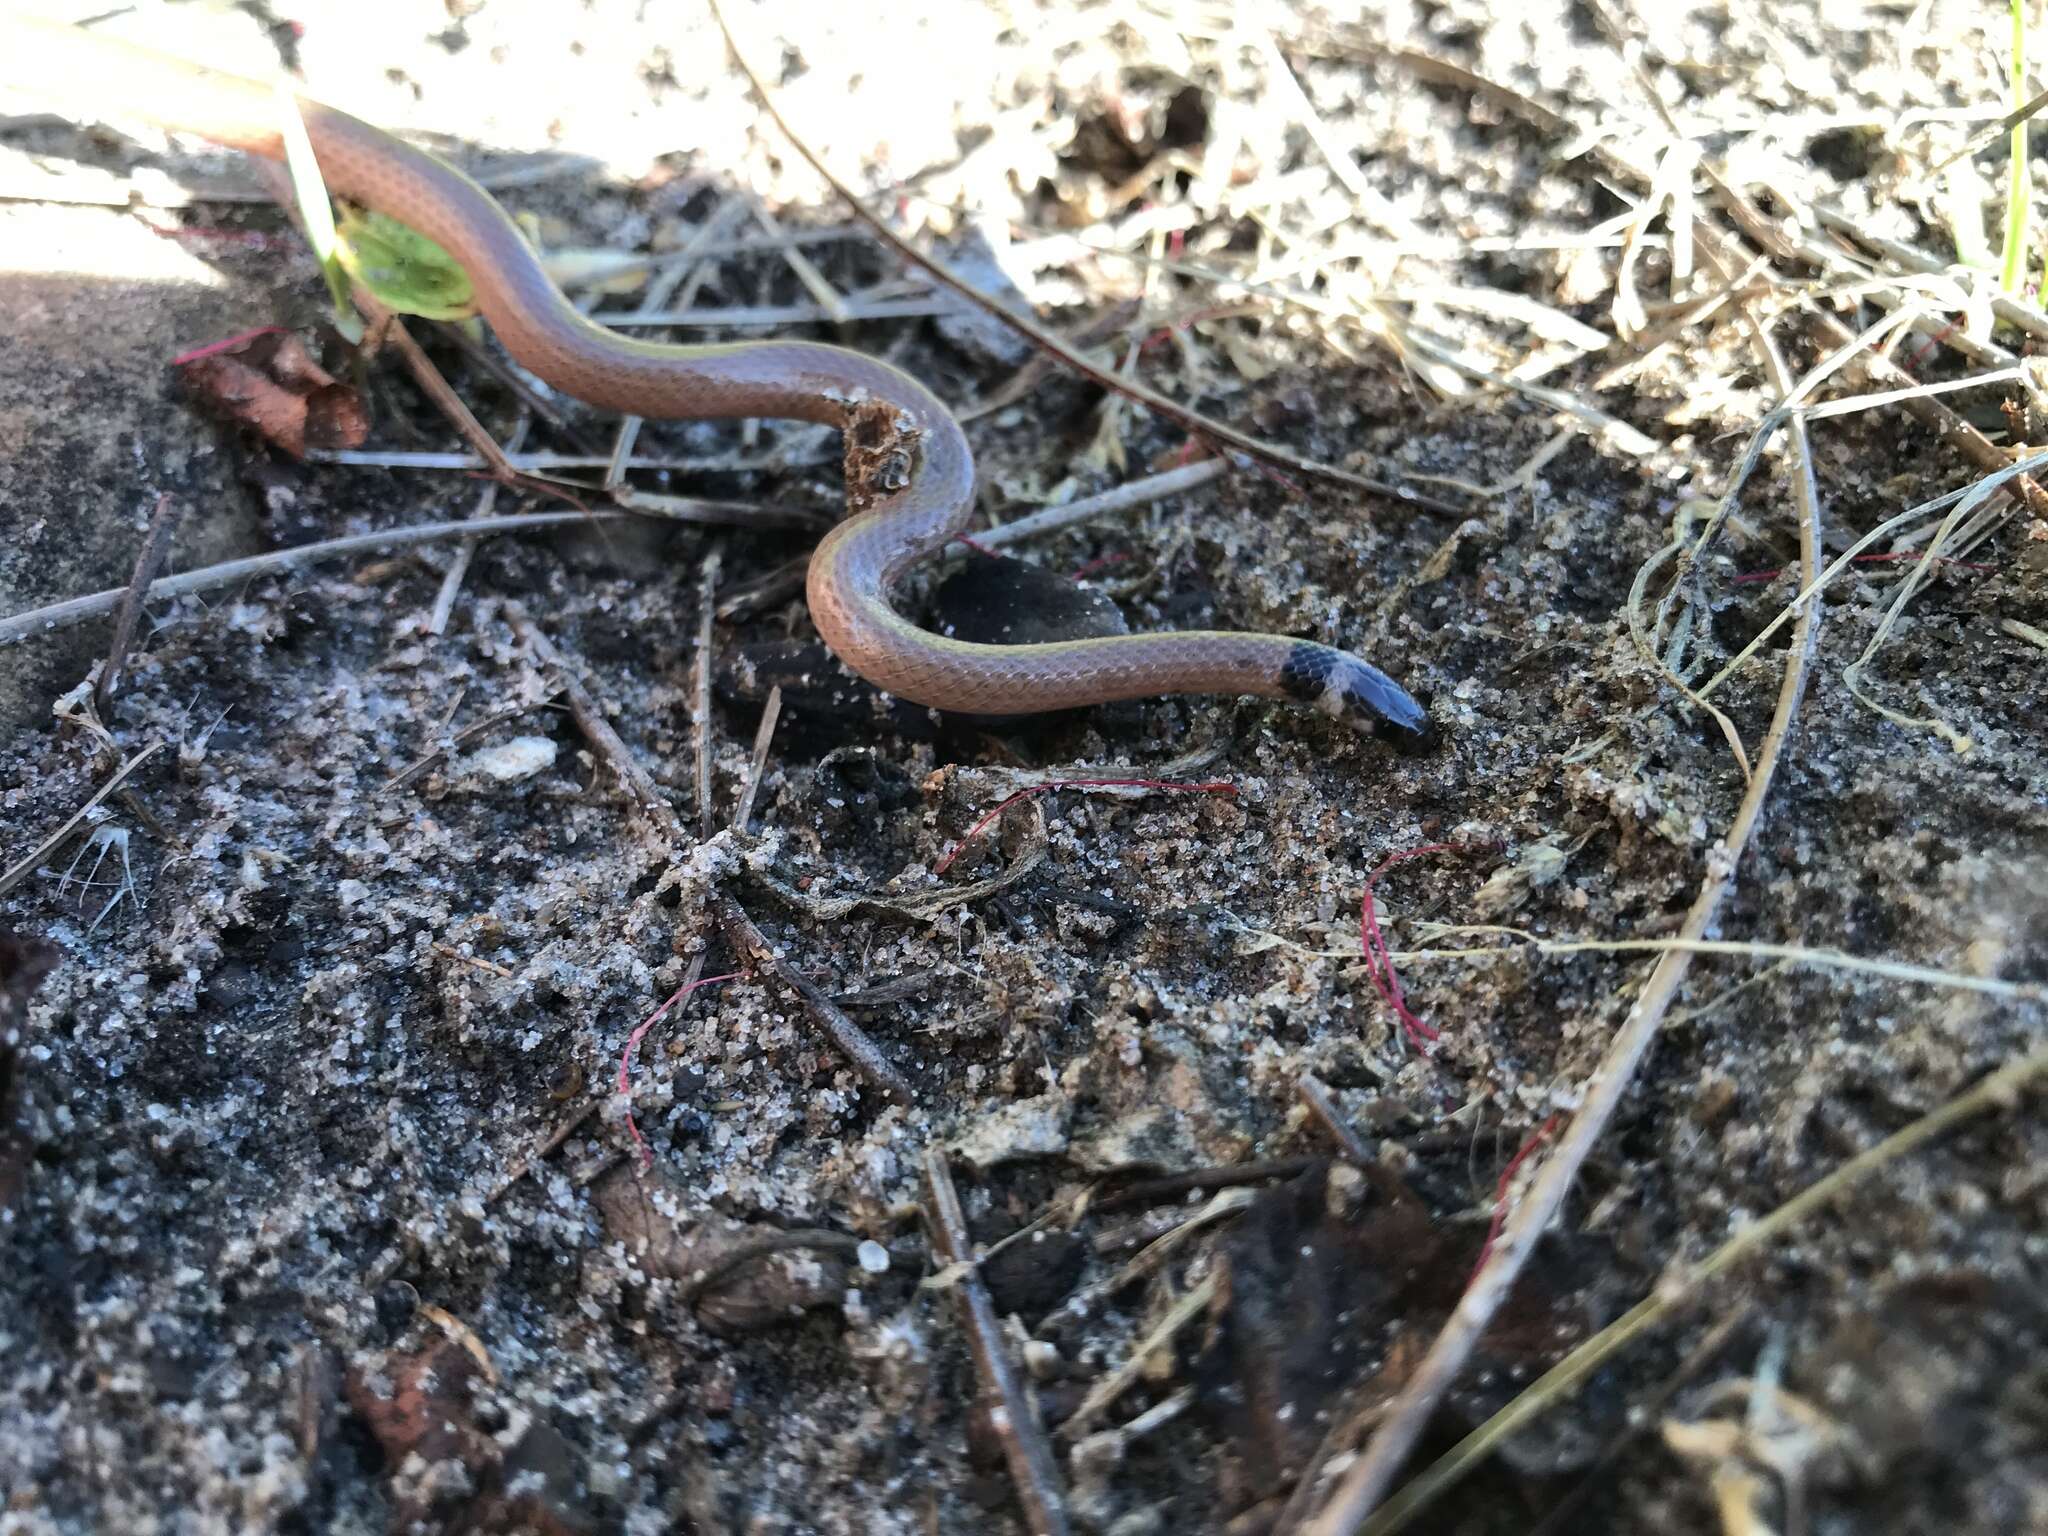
(333, 208, 476, 321)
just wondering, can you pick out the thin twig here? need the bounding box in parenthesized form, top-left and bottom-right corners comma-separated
(549, 222, 868, 287)
(1924, 84, 2048, 170)
(755, 200, 850, 324)
(242, 155, 576, 505)
(381, 693, 560, 793)
(974, 460, 1230, 552)
(427, 539, 479, 640)
(505, 607, 905, 1128)
(94, 493, 183, 715)
(714, 553, 812, 622)
(922, 1150, 1073, 1536)
(731, 686, 782, 835)
(598, 199, 753, 486)
(429, 414, 532, 636)
(370, 312, 525, 484)
(692, 551, 723, 840)
(281, 141, 572, 464)
(487, 1099, 599, 1205)
(433, 944, 515, 979)
(0, 512, 626, 646)
(504, 604, 681, 837)
(675, 1225, 867, 1303)
(307, 447, 839, 483)
(430, 320, 602, 445)
(1095, 1156, 1321, 1210)
(1296, 1074, 1372, 1164)
(714, 891, 914, 1106)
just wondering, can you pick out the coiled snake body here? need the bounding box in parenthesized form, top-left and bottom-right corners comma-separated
(5, 17, 1430, 744)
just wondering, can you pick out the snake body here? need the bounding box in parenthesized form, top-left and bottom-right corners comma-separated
(7, 18, 1430, 743)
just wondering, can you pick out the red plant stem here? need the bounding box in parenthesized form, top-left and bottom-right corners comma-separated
(1358, 843, 1454, 1049)
(1470, 1112, 1561, 1278)
(616, 970, 742, 1165)
(169, 326, 288, 367)
(1070, 551, 1131, 581)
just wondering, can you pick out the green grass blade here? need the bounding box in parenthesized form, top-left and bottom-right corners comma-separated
(275, 84, 363, 341)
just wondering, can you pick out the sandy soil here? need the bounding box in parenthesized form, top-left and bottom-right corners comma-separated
(1, 2, 2044, 1533)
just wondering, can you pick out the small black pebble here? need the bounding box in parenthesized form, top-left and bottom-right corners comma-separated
(700, 1417, 738, 1456)
(372, 1280, 417, 1338)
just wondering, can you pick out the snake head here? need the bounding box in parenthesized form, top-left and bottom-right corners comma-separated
(1278, 643, 1436, 752)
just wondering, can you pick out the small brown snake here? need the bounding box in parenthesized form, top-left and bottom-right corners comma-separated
(6, 16, 1431, 745)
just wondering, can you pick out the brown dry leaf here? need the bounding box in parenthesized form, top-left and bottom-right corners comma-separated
(1199, 1156, 1613, 1513)
(0, 931, 58, 1214)
(346, 1334, 588, 1535)
(594, 1165, 850, 1334)
(177, 330, 370, 459)
(1199, 1162, 1445, 1506)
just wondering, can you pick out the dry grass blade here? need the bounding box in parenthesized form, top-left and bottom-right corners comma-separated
(0, 513, 623, 646)
(1057, 1272, 1219, 1444)
(1350, 302, 1659, 457)
(94, 493, 182, 716)
(0, 740, 164, 901)
(1353, 1044, 2048, 1535)
(1811, 206, 2048, 344)
(975, 460, 1229, 551)
(731, 686, 782, 835)
(1245, 923, 2046, 1003)
(1692, 446, 2048, 717)
(1377, 40, 2048, 523)
(1620, 304, 1955, 782)
(1838, 464, 2015, 751)
(1407, 936, 2040, 1001)
(706, 0, 1443, 511)
(1303, 301, 1827, 1536)
(692, 551, 723, 840)
(607, 296, 958, 328)
(1521, 1305, 1754, 1536)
